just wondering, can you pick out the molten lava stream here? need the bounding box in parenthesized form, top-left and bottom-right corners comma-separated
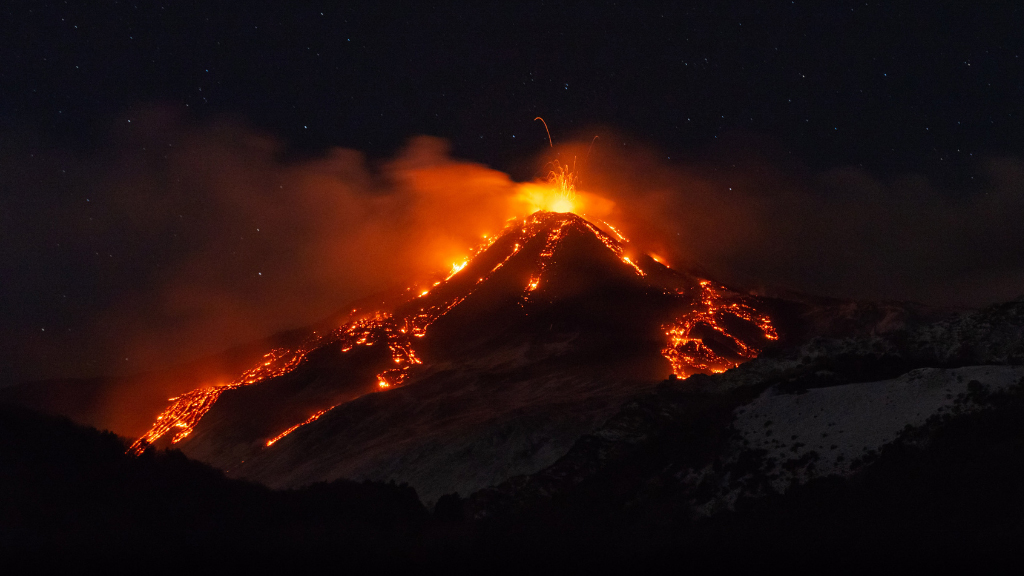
(579, 219, 646, 277)
(258, 240, 525, 446)
(661, 281, 777, 378)
(265, 406, 334, 447)
(131, 209, 777, 456)
(127, 345, 319, 455)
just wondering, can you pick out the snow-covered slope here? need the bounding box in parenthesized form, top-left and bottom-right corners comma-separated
(468, 299, 1024, 521)
(728, 365, 1024, 491)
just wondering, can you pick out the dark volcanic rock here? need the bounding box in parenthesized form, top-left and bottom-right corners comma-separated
(463, 298, 1024, 525)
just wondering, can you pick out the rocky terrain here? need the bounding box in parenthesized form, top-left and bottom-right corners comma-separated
(467, 299, 1024, 525)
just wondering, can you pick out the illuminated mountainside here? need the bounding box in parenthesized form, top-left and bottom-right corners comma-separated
(2, 207, 953, 504)
(119, 211, 780, 500)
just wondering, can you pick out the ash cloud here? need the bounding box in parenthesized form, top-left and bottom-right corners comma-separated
(1, 109, 522, 383)
(2, 112, 1023, 384)
(569, 135, 1024, 309)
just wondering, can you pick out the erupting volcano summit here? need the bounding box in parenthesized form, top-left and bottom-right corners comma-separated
(123, 208, 779, 500)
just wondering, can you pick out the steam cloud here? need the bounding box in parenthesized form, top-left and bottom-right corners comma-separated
(2, 109, 1022, 383)
(577, 138, 1024, 307)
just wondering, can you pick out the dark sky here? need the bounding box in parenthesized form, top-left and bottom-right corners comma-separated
(6, 2, 1023, 172)
(2, 1, 1023, 384)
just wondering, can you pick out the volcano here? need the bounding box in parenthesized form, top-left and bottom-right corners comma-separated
(3, 210, 936, 504)
(10, 205, 1012, 568)
(86, 211, 783, 501)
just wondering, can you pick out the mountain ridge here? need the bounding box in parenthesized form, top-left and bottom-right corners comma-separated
(0, 210, 964, 506)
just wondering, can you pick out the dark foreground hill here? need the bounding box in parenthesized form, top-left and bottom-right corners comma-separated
(0, 404, 427, 569)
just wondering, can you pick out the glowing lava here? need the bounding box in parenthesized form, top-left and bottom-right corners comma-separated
(265, 406, 334, 447)
(129, 207, 777, 455)
(127, 344, 321, 455)
(515, 161, 579, 214)
(661, 281, 778, 378)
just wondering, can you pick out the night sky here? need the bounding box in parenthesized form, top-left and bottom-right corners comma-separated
(3, 1, 1023, 384)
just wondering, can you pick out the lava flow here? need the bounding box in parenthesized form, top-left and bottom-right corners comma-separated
(127, 343, 322, 455)
(130, 289, 476, 454)
(662, 280, 778, 378)
(128, 214, 531, 454)
(129, 173, 777, 455)
(265, 406, 333, 447)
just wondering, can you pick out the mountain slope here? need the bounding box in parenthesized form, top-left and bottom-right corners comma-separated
(465, 299, 1024, 522)
(150, 211, 782, 500)
(3, 211, 953, 505)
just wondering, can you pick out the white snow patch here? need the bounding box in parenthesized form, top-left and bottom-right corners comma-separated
(733, 365, 1024, 490)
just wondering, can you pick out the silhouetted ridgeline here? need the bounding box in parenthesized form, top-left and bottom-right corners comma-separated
(6, 382, 1024, 569)
(0, 404, 427, 568)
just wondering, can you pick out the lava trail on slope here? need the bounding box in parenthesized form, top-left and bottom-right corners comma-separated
(126, 211, 778, 495)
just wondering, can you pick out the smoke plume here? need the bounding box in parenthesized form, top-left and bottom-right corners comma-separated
(2, 110, 1023, 384)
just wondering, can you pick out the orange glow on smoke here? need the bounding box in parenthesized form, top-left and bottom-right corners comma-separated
(389, 138, 617, 279)
(512, 170, 616, 220)
(515, 161, 578, 214)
